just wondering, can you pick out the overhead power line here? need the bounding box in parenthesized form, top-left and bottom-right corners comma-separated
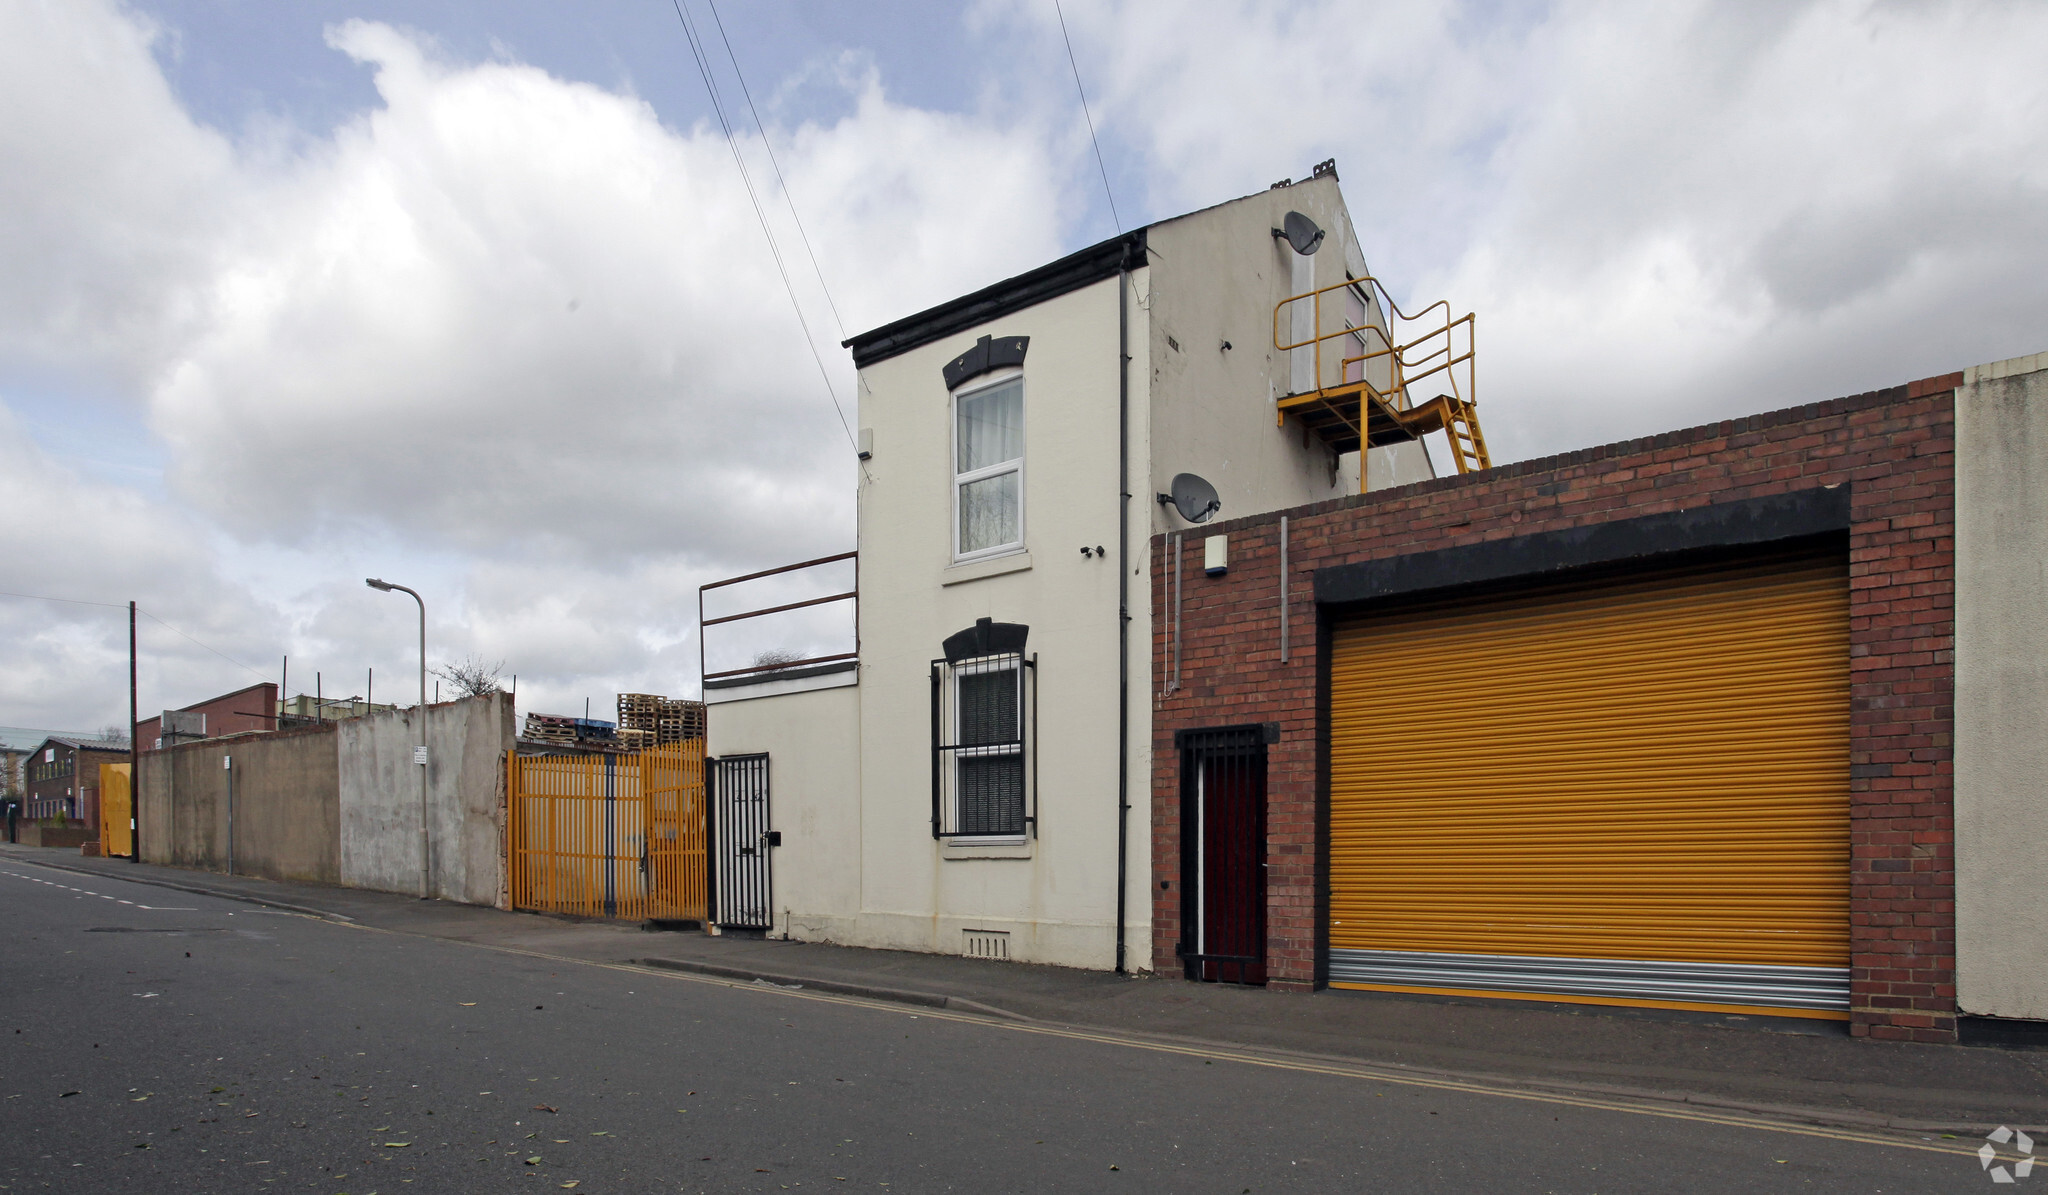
(1, 589, 269, 682)
(706, 0, 848, 344)
(1054, 0, 1122, 235)
(669, 0, 862, 466)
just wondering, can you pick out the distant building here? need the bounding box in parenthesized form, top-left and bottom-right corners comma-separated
(23, 736, 131, 827)
(134, 683, 280, 751)
(278, 694, 395, 723)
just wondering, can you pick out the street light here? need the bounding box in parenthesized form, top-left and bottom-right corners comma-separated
(366, 577, 430, 899)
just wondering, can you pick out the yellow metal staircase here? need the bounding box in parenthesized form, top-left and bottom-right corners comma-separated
(1273, 275, 1490, 489)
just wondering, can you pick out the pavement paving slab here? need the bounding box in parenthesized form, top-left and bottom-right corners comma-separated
(9, 842, 2046, 1133)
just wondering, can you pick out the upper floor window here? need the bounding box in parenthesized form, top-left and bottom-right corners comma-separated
(953, 374, 1023, 560)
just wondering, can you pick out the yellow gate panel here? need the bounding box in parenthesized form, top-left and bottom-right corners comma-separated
(507, 742, 706, 921)
(1327, 555, 1851, 1015)
(99, 763, 132, 858)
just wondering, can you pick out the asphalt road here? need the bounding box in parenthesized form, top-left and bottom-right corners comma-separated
(0, 858, 1996, 1193)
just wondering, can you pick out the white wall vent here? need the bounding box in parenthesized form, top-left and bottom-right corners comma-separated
(963, 929, 1011, 960)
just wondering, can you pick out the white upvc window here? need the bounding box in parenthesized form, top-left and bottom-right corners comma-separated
(952, 372, 1024, 561)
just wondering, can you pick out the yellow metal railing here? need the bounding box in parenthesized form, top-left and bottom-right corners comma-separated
(1272, 274, 1488, 482)
(507, 741, 706, 921)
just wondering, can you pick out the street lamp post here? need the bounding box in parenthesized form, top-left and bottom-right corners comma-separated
(366, 578, 430, 899)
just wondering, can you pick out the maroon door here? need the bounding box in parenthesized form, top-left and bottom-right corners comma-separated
(1181, 730, 1268, 984)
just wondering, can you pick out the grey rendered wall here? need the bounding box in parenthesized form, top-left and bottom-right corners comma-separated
(1144, 172, 1432, 533)
(135, 726, 341, 884)
(336, 693, 514, 908)
(1955, 350, 2048, 1021)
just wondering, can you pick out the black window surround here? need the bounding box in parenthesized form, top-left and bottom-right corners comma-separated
(943, 334, 1029, 391)
(931, 619, 1036, 840)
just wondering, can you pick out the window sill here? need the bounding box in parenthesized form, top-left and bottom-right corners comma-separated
(942, 551, 1032, 587)
(941, 837, 1035, 861)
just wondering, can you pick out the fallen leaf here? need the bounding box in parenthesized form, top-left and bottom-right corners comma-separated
(560, 1184, 580, 1190)
(131, 1096, 148, 1102)
(58, 1091, 79, 1098)
(525, 1156, 542, 1165)
(534, 1105, 557, 1113)
(1110, 1165, 1120, 1171)
(373, 1126, 390, 1132)
(383, 1142, 411, 1148)
(459, 1002, 477, 1007)
(590, 1131, 608, 1136)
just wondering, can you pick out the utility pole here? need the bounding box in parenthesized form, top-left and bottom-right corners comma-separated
(129, 601, 138, 862)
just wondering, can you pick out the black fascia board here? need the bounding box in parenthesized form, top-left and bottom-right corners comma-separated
(1314, 487, 1852, 608)
(844, 229, 1147, 370)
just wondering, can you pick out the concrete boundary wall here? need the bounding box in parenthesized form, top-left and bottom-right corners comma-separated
(135, 694, 514, 907)
(1955, 352, 2048, 1022)
(137, 724, 340, 884)
(337, 693, 514, 908)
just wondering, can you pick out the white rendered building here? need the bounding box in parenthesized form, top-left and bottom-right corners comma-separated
(704, 166, 1461, 970)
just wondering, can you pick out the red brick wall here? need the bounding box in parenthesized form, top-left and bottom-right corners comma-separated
(1151, 376, 1958, 1042)
(137, 683, 279, 752)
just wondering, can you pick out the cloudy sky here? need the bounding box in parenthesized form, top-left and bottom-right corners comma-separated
(4, 0, 2043, 735)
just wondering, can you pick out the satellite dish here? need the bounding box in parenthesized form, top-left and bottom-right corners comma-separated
(1278, 210, 1325, 256)
(1160, 473, 1222, 523)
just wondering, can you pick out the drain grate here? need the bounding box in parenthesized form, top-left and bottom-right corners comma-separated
(962, 929, 1010, 960)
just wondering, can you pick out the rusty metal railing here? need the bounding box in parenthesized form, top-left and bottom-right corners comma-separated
(506, 741, 706, 921)
(698, 550, 857, 685)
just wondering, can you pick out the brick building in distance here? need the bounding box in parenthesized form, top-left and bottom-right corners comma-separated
(134, 683, 280, 751)
(23, 735, 131, 828)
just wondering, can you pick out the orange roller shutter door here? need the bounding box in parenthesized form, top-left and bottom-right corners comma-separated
(1326, 554, 1852, 1017)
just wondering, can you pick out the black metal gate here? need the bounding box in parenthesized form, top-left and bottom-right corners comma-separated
(1178, 726, 1271, 984)
(709, 754, 773, 931)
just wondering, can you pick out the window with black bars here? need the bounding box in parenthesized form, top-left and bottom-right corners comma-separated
(930, 652, 1036, 838)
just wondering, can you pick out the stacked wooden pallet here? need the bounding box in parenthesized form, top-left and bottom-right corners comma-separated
(618, 694, 708, 744)
(523, 713, 577, 745)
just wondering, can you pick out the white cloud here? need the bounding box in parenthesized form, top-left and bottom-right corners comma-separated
(0, 1, 1074, 725)
(6, 0, 2046, 732)
(1020, 0, 2048, 459)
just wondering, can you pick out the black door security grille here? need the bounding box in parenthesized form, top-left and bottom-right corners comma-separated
(1178, 725, 1273, 985)
(931, 653, 1037, 838)
(710, 754, 772, 930)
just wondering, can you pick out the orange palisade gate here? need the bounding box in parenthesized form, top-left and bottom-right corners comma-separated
(506, 742, 706, 920)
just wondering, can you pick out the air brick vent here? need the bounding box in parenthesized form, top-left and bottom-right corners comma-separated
(963, 929, 1011, 961)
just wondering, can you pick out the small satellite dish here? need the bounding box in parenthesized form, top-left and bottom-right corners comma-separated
(1277, 210, 1325, 256)
(1159, 473, 1222, 524)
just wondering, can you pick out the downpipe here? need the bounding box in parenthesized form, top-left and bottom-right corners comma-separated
(1115, 259, 1131, 975)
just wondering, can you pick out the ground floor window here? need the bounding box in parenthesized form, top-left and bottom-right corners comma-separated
(931, 636, 1035, 840)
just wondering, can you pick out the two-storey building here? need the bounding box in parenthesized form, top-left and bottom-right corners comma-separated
(705, 165, 1482, 970)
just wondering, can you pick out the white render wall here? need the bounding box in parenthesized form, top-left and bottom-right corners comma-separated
(1954, 350, 2048, 1021)
(758, 175, 1421, 971)
(853, 269, 1151, 969)
(706, 679, 862, 941)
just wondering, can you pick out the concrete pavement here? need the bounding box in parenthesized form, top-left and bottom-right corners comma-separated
(8, 843, 2045, 1136)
